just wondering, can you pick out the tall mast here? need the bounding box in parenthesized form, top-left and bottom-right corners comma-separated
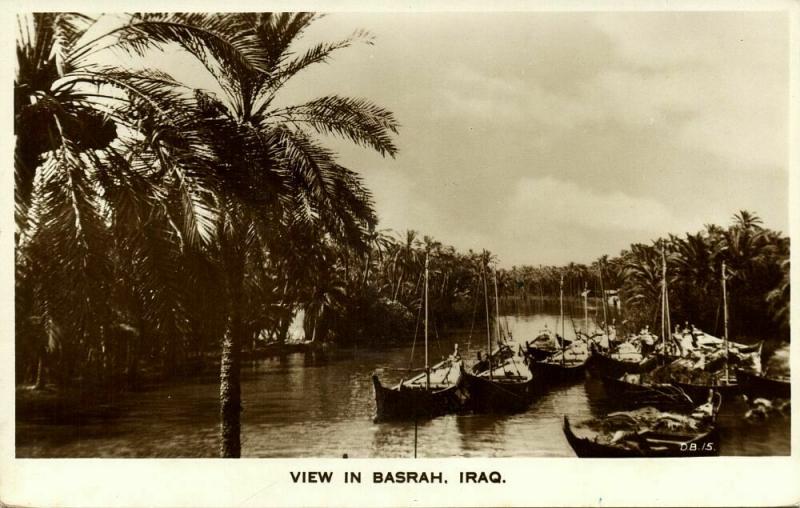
(492, 265, 502, 345)
(583, 283, 589, 336)
(560, 274, 565, 366)
(661, 247, 671, 357)
(482, 262, 493, 380)
(424, 253, 430, 390)
(598, 260, 608, 341)
(722, 260, 729, 383)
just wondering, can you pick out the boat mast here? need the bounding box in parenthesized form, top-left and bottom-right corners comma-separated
(492, 265, 502, 346)
(601, 284, 608, 338)
(583, 282, 589, 337)
(560, 274, 565, 366)
(722, 260, 729, 383)
(598, 260, 608, 342)
(661, 247, 671, 357)
(482, 262, 493, 380)
(425, 253, 430, 390)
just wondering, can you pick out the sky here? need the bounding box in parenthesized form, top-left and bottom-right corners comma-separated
(136, 11, 791, 267)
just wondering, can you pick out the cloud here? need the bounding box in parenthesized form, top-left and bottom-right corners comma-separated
(131, 12, 788, 266)
(506, 176, 677, 233)
(592, 12, 789, 170)
(434, 12, 788, 172)
(435, 64, 600, 129)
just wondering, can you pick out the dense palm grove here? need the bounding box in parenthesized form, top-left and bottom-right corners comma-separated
(305, 210, 789, 349)
(501, 211, 789, 343)
(15, 13, 789, 457)
(15, 12, 399, 456)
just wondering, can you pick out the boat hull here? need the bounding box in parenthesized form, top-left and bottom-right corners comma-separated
(600, 375, 695, 411)
(562, 416, 720, 458)
(735, 369, 790, 399)
(372, 373, 469, 422)
(525, 346, 556, 362)
(671, 380, 739, 405)
(586, 351, 647, 378)
(535, 359, 586, 385)
(462, 373, 536, 413)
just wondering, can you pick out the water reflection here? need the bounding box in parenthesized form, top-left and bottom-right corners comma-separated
(16, 312, 790, 457)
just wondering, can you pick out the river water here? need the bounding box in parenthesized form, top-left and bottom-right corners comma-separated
(16, 312, 790, 458)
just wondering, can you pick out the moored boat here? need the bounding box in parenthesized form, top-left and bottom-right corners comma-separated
(563, 393, 721, 458)
(527, 275, 587, 384)
(658, 261, 753, 405)
(586, 341, 650, 378)
(562, 414, 719, 458)
(523, 327, 563, 361)
(463, 265, 537, 413)
(372, 253, 468, 422)
(535, 347, 587, 383)
(671, 376, 740, 404)
(600, 372, 695, 411)
(463, 352, 536, 413)
(587, 352, 647, 378)
(372, 359, 469, 422)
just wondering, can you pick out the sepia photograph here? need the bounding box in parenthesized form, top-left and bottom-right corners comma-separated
(3, 3, 799, 506)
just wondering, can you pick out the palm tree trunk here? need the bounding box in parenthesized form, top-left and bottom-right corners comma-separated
(220, 308, 242, 458)
(220, 236, 244, 458)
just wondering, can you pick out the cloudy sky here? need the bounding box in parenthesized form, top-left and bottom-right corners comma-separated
(163, 11, 791, 267)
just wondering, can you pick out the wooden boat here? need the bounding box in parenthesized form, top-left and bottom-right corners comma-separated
(735, 368, 790, 399)
(527, 275, 587, 384)
(372, 358, 469, 422)
(463, 266, 537, 413)
(463, 353, 536, 413)
(586, 344, 648, 378)
(372, 254, 468, 422)
(524, 328, 563, 361)
(671, 377, 740, 404)
(563, 413, 719, 458)
(662, 262, 747, 405)
(585, 325, 664, 378)
(535, 349, 587, 383)
(600, 373, 695, 411)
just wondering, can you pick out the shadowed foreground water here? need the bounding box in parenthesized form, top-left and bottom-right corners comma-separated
(16, 313, 790, 458)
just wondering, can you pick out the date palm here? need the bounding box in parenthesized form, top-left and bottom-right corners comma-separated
(15, 13, 266, 388)
(171, 13, 398, 457)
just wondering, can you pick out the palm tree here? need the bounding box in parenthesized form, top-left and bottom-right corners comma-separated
(15, 13, 265, 389)
(169, 13, 398, 457)
(389, 230, 421, 302)
(620, 243, 663, 330)
(766, 257, 790, 333)
(361, 227, 393, 288)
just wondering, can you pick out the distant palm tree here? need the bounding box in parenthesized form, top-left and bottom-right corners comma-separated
(361, 227, 393, 287)
(620, 243, 663, 328)
(766, 257, 789, 330)
(390, 230, 421, 302)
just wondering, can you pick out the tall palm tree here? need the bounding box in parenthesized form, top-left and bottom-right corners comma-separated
(170, 13, 399, 457)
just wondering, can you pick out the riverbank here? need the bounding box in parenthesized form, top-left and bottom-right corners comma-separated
(16, 314, 790, 458)
(16, 384, 124, 424)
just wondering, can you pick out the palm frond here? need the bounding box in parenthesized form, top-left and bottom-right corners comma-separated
(267, 95, 399, 157)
